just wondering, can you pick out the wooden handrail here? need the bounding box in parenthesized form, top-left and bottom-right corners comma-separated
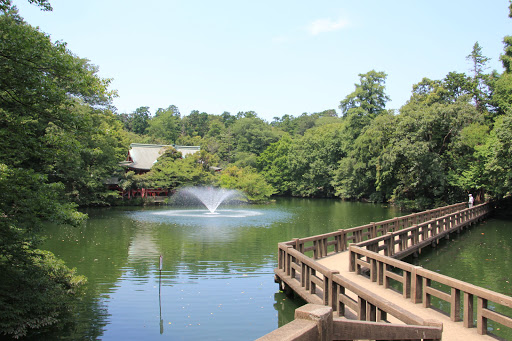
(275, 201, 508, 338)
(277, 241, 437, 327)
(347, 202, 511, 336)
(287, 202, 469, 261)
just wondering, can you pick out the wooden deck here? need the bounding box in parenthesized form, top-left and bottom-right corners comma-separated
(318, 251, 496, 340)
(271, 202, 512, 340)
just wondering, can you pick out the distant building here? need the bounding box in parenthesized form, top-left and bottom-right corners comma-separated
(119, 143, 200, 174)
(109, 143, 201, 200)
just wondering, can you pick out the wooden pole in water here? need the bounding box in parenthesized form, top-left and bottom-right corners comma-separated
(159, 254, 163, 334)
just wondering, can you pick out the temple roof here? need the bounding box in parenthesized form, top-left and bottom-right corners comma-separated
(120, 143, 200, 171)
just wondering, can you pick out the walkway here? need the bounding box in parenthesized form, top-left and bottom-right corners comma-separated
(272, 202, 512, 340)
(318, 250, 495, 340)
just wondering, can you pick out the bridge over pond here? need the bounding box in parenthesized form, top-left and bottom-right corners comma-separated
(261, 202, 512, 341)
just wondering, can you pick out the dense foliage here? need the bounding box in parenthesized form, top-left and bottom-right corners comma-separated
(0, 5, 125, 338)
(121, 58, 511, 210)
(2, 0, 512, 338)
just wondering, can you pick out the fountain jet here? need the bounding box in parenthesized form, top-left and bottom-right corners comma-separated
(180, 187, 242, 214)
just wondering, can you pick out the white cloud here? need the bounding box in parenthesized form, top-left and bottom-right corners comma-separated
(307, 17, 349, 35)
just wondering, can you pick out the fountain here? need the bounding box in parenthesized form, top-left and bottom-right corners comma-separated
(180, 187, 241, 214)
(135, 186, 286, 228)
(146, 186, 263, 223)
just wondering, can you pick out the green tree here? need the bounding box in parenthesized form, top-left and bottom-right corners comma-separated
(231, 116, 280, 155)
(332, 112, 396, 202)
(378, 97, 480, 209)
(130, 106, 151, 134)
(287, 123, 346, 197)
(215, 165, 276, 202)
(146, 105, 181, 143)
(182, 110, 210, 137)
(257, 134, 293, 194)
(339, 70, 390, 140)
(0, 10, 117, 337)
(479, 113, 512, 197)
(0, 0, 52, 11)
(466, 42, 492, 112)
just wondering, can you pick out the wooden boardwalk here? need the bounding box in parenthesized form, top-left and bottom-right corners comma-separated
(271, 202, 512, 340)
(318, 251, 496, 340)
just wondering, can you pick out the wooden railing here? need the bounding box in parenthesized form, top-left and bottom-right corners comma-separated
(257, 304, 442, 341)
(273, 201, 509, 339)
(276, 244, 442, 329)
(348, 202, 512, 336)
(285, 203, 467, 260)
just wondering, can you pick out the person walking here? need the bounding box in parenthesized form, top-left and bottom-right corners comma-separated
(468, 194, 474, 208)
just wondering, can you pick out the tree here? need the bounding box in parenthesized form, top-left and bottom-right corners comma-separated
(130, 106, 151, 134)
(287, 123, 346, 197)
(182, 110, 210, 137)
(257, 134, 293, 194)
(0, 10, 117, 337)
(146, 105, 181, 144)
(378, 97, 481, 209)
(461, 113, 512, 199)
(339, 70, 390, 140)
(0, 0, 52, 12)
(215, 165, 276, 202)
(466, 42, 492, 112)
(332, 112, 396, 202)
(231, 116, 280, 155)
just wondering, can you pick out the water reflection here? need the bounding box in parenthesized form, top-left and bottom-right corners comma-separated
(36, 198, 407, 340)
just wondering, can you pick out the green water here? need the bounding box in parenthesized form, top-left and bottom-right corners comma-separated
(32, 198, 511, 340)
(33, 198, 400, 340)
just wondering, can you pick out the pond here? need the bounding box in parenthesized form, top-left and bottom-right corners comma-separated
(35, 198, 401, 340)
(34, 198, 511, 340)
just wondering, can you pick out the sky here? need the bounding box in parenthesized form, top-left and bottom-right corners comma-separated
(15, 0, 512, 122)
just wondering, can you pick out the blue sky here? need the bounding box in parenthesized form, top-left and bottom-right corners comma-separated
(15, 0, 512, 121)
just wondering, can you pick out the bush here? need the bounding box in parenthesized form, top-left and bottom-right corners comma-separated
(0, 250, 86, 339)
(215, 166, 276, 202)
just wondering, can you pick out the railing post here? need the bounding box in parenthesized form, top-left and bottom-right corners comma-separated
(370, 222, 377, 238)
(326, 270, 339, 307)
(338, 285, 346, 316)
(451, 288, 461, 322)
(370, 258, 377, 282)
(358, 297, 367, 321)
(368, 303, 377, 322)
(310, 268, 316, 294)
(377, 260, 384, 285)
(329, 272, 338, 312)
(423, 278, 431, 308)
(301, 262, 306, 287)
(292, 238, 300, 250)
(384, 232, 393, 256)
(285, 245, 293, 276)
(294, 304, 333, 341)
(404, 270, 411, 299)
(477, 297, 488, 335)
(464, 292, 474, 328)
(411, 266, 423, 304)
(339, 229, 347, 251)
(349, 246, 356, 272)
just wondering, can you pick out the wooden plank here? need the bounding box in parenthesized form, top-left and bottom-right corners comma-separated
(385, 270, 404, 284)
(425, 286, 451, 303)
(482, 308, 512, 328)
